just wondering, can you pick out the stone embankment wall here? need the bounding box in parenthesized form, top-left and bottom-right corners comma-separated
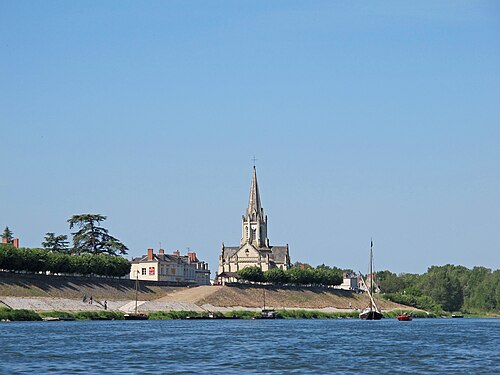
(0, 271, 184, 300)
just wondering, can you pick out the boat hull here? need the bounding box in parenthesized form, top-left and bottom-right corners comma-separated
(124, 314, 149, 320)
(397, 315, 412, 321)
(359, 310, 383, 320)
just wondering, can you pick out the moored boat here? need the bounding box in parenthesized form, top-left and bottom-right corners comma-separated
(359, 240, 383, 320)
(124, 270, 149, 321)
(397, 313, 412, 321)
(124, 313, 149, 320)
(253, 309, 277, 319)
(253, 288, 277, 319)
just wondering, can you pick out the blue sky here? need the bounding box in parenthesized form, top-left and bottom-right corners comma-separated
(1, 1, 499, 275)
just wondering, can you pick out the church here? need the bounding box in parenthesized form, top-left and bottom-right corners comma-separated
(217, 166, 291, 281)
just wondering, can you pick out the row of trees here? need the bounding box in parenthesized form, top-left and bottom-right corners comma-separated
(237, 264, 343, 287)
(4, 214, 128, 256)
(0, 244, 130, 277)
(377, 265, 500, 313)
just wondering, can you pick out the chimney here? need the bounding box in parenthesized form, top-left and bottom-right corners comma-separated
(173, 250, 180, 257)
(188, 252, 197, 263)
(13, 238, 19, 248)
(159, 249, 164, 255)
(147, 248, 154, 261)
(1, 238, 8, 244)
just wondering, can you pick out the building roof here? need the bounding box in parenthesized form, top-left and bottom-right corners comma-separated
(221, 244, 289, 265)
(131, 253, 199, 264)
(268, 246, 289, 264)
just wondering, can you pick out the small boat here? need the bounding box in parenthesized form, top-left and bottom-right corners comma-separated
(451, 314, 464, 318)
(359, 240, 383, 320)
(124, 313, 148, 320)
(253, 309, 277, 319)
(124, 270, 149, 321)
(253, 289, 277, 319)
(397, 313, 412, 321)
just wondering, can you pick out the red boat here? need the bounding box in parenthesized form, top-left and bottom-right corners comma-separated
(397, 314, 412, 321)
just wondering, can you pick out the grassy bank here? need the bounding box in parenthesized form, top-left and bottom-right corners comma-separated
(1, 308, 443, 321)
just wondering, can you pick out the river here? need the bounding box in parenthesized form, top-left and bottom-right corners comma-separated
(1, 318, 499, 374)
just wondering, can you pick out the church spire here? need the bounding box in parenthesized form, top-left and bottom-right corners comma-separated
(241, 165, 269, 247)
(247, 166, 262, 219)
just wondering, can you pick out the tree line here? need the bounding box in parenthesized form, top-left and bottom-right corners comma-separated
(1, 215, 130, 277)
(3, 214, 128, 256)
(237, 263, 343, 287)
(0, 244, 130, 277)
(377, 264, 500, 313)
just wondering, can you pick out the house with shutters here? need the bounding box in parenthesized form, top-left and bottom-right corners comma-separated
(130, 248, 210, 285)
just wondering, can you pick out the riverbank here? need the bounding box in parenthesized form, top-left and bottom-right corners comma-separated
(1, 307, 438, 321)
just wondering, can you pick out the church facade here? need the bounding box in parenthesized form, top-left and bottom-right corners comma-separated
(217, 166, 291, 280)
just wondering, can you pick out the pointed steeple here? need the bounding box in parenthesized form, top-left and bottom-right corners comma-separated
(247, 166, 262, 219)
(241, 166, 269, 248)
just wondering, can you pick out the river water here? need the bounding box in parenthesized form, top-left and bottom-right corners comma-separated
(1, 318, 499, 374)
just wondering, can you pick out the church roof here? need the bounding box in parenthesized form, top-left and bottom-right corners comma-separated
(268, 246, 289, 264)
(222, 244, 289, 264)
(222, 246, 239, 258)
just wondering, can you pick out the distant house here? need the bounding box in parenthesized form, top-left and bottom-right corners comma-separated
(358, 273, 380, 294)
(1, 237, 19, 248)
(335, 272, 359, 291)
(130, 249, 210, 285)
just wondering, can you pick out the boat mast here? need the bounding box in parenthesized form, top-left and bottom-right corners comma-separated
(370, 239, 373, 310)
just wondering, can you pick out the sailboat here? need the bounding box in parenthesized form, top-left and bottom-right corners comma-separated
(359, 240, 383, 320)
(253, 288, 276, 319)
(124, 270, 149, 320)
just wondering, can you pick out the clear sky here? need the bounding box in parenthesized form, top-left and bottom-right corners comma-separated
(1, 1, 499, 276)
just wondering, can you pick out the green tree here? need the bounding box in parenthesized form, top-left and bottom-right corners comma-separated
(263, 268, 289, 284)
(424, 266, 464, 311)
(238, 266, 264, 283)
(68, 214, 128, 256)
(42, 233, 69, 253)
(2, 227, 13, 243)
(376, 270, 405, 293)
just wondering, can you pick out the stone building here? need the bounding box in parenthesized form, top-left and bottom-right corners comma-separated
(217, 166, 291, 281)
(130, 248, 210, 285)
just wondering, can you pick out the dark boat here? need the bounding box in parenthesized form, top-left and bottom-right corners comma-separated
(359, 240, 383, 320)
(124, 270, 149, 321)
(124, 313, 149, 320)
(451, 314, 464, 318)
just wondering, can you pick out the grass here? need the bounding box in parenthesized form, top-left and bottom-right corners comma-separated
(0, 307, 41, 321)
(1, 308, 474, 322)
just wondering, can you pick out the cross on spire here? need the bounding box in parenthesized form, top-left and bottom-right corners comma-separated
(252, 156, 257, 167)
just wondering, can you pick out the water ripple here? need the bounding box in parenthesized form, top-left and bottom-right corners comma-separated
(0, 319, 499, 374)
